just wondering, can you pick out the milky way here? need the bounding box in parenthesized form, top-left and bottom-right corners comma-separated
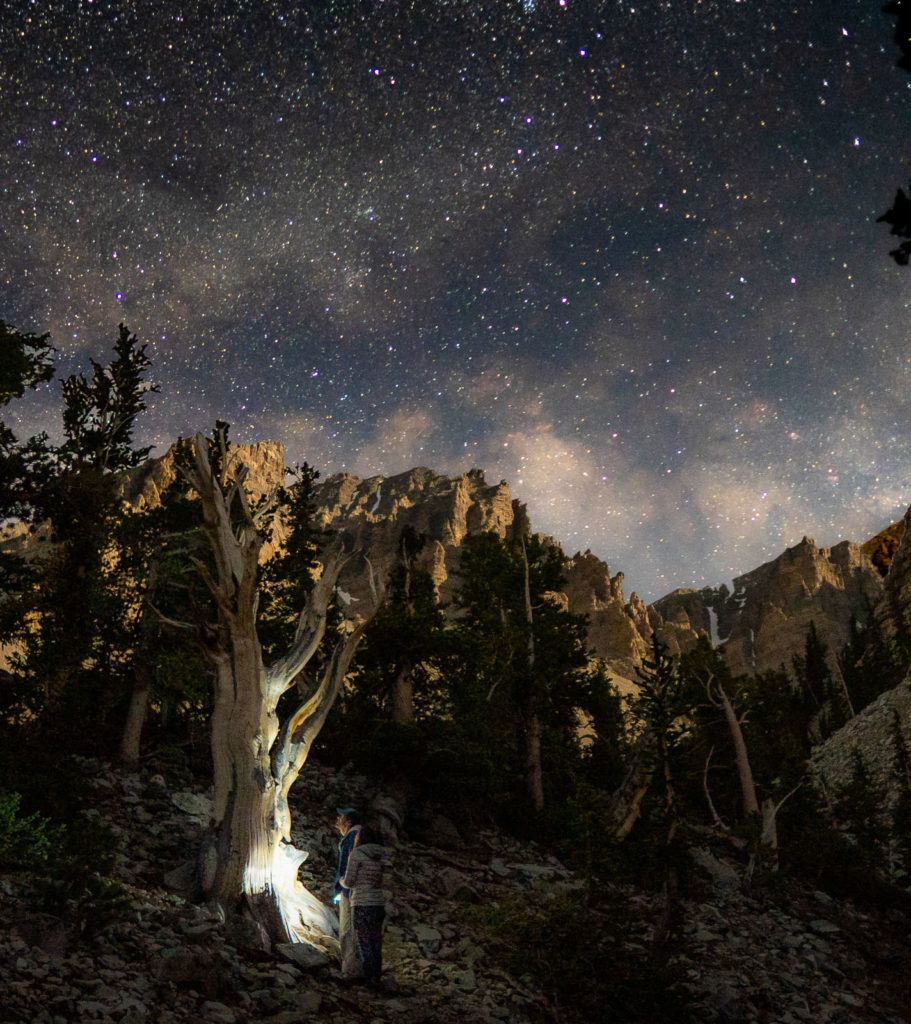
(2, 1, 911, 599)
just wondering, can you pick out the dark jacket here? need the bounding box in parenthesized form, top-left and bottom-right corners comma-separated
(333, 825, 361, 897)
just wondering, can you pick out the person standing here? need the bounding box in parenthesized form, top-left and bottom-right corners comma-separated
(341, 826, 390, 990)
(333, 807, 362, 978)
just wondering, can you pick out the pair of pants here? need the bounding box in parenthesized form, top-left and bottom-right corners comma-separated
(354, 905, 385, 984)
(338, 895, 361, 977)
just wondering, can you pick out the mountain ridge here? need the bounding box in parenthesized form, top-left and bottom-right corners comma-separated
(9, 439, 906, 692)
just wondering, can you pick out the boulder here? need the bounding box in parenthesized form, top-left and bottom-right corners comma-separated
(436, 867, 481, 903)
(275, 941, 331, 970)
(162, 860, 197, 894)
(170, 790, 213, 823)
(412, 924, 443, 955)
(690, 848, 741, 894)
(200, 1001, 235, 1024)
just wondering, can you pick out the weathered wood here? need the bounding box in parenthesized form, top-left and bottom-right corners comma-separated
(391, 669, 415, 726)
(702, 745, 728, 832)
(704, 672, 799, 883)
(714, 681, 760, 819)
(181, 431, 372, 946)
(119, 658, 152, 768)
(609, 730, 654, 840)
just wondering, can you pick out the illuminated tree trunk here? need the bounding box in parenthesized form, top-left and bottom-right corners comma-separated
(181, 432, 369, 946)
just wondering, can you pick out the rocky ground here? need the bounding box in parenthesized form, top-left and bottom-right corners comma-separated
(1, 757, 910, 1024)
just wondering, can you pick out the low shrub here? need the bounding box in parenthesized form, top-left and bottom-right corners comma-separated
(465, 894, 694, 1024)
(0, 791, 62, 868)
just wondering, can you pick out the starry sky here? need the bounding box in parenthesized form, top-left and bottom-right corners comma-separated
(2, 1, 911, 601)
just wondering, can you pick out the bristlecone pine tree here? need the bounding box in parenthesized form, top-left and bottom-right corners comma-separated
(175, 427, 373, 947)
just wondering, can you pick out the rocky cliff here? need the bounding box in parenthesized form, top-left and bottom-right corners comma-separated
(715, 537, 883, 678)
(811, 677, 911, 810)
(312, 467, 650, 690)
(4, 443, 650, 688)
(560, 552, 648, 687)
(317, 472, 904, 691)
(862, 518, 907, 578)
(313, 466, 515, 605)
(15, 440, 905, 693)
(648, 587, 717, 657)
(118, 445, 899, 690)
(118, 440, 287, 509)
(871, 506, 911, 645)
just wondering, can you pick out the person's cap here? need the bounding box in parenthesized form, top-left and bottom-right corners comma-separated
(335, 806, 360, 823)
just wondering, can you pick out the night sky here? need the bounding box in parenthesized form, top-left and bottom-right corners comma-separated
(2, 1, 911, 600)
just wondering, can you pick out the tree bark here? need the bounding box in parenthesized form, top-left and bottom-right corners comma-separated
(831, 658, 857, 720)
(707, 676, 796, 883)
(391, 667, 414, 726)
(759, 797, 779, 865)
(180, 432, 370, 947)
(523, 702, 544, 812)
(120, 564, 160, 769)
(715, 682, 760, 819)
(609, 731, 654, 840)
(702, 746, 728, 832)
(651, 716, 680, 961)
(119, 658, 152, 768)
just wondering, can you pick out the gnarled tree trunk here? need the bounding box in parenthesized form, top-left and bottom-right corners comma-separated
(180, 432, 370, 947)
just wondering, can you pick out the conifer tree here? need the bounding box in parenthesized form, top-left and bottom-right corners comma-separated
(794, 621, 829, 710)
(632, 636, 690, 956)
(0, 320, 54, 526)
(792, 621, 851, 740)
(448, 528, 590, 820)
(838, 607, 906, 715)
(8, 325, 157, 743)
(333, 526, 449, 835)
(157, 426, 373, 945)
(352, 525, 443, 727)
(0, 322, 55, 727)
(834, 749, 887, 863)
(257, 461, 327, 660)
(112, 452, 211, 765)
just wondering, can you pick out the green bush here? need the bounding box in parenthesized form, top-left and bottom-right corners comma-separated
(0, 791, 62, 868)
(0, 783, 129, 939)
(35, 812, 128, 937)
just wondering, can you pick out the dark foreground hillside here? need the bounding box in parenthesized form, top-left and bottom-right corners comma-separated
(1, 753, 910, 1024)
